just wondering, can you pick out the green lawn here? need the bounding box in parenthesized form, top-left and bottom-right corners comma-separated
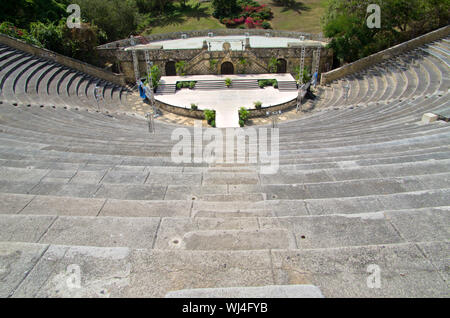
(142, 1, 224, 35)
(141, 0, 327, 35)
(260, 0, 327, 34)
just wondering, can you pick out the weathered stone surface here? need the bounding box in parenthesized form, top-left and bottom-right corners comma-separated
(94, 184, 166, 200)
(155, 217, 295, 250)
(12, 244, 131, 298)
(101, 170, 148, 184)
(29, 182, 100, 198)
(416, 241, 450, 282)
(0, 193, 34, 214)
(146, 173, 202, 186)
(271, 243, 448, 297)
(70, 171, 107, 184)
(124, 249, 274, 297)
(164, 185, 227, 200)
(0, 242, 48, 298)
(38, 216, 160, 248)
(21, 196, 105, 216)
(260, 214, 403, 249)
(100, 199, 191, 217)
(0, 215, 55, 242)
(386, 208, 450, 242)
(304, 196, 385, 215)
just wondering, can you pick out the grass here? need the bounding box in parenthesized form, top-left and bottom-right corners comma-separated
(260, 0, 327, 34)
(142, 1, 225, 35)
(140, 0, 327, 35)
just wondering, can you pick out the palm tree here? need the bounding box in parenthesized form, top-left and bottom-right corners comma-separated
(175, 61, 186, 76)
(268, 57, 280, 73)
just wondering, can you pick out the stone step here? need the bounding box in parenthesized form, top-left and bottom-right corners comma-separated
(1, 241, 447, 297)
(1, 207, 448, 251)
(0, 186, 447, 218)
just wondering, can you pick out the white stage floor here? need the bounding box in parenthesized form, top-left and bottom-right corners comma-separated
(155, 75, 297, 128)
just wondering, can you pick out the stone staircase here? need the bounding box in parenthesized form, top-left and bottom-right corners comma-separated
(156, 83, 176, 95)
(230, 79, 259, 89)
(278, 80, 298, 91)
(194, 80, 227, 90)
(0, 34, 449, 298)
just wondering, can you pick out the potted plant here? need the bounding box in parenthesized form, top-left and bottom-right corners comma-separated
(225, 78, 232, 88)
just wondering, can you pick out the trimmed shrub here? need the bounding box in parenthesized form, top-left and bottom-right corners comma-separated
(190, 103, 198, 110)
(239, 119, 245, 127)
(225, 78, 232, 87)
(254, 101, 262, 109)
(204, 109, 216, 125)
(262, 21, 271, 29)
(258, 79, 278, 88)
(239, 107, 250, 122)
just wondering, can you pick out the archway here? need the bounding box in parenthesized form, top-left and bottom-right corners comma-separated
(277, 59, 287, 73)
(221, 62, 234, 75)
(165, 61, 176, 76)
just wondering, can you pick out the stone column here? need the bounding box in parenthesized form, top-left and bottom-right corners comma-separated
(245, 37, 251, 50)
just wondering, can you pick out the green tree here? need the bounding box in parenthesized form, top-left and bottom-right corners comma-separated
(268, 57, 280, 73)
(212, 0, 240, 19)
(74, 0, 139, 42)
(146, 65, 161, 89)
(322, 0, 450, 65)
(175, 61, 186, 76)
(0, 0, 67, 29)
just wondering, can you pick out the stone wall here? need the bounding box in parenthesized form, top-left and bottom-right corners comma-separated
(320, 25, 450, 85)
(0, 34, 126, 87)
(99, 42, 332, 83)
(155, 99, 205, 119)
(155, 96, 297, 120)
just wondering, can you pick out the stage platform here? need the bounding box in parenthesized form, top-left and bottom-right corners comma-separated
(155, 74, 298, 128)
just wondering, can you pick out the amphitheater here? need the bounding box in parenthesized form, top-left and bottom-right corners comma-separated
(0, 26, 449, 298)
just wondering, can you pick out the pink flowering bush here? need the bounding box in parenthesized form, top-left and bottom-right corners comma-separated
(219, 0, 273, 29)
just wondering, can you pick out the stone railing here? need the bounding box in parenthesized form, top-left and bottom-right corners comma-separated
(97, 29, 326, 50)
(320, 25, 450, 85)
(0, 34, 126, 86)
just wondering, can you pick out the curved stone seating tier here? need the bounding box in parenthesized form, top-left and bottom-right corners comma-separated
(0, 36, 449, 298)
(0, 46, 129, 112)
(315, 38, 449, 110)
